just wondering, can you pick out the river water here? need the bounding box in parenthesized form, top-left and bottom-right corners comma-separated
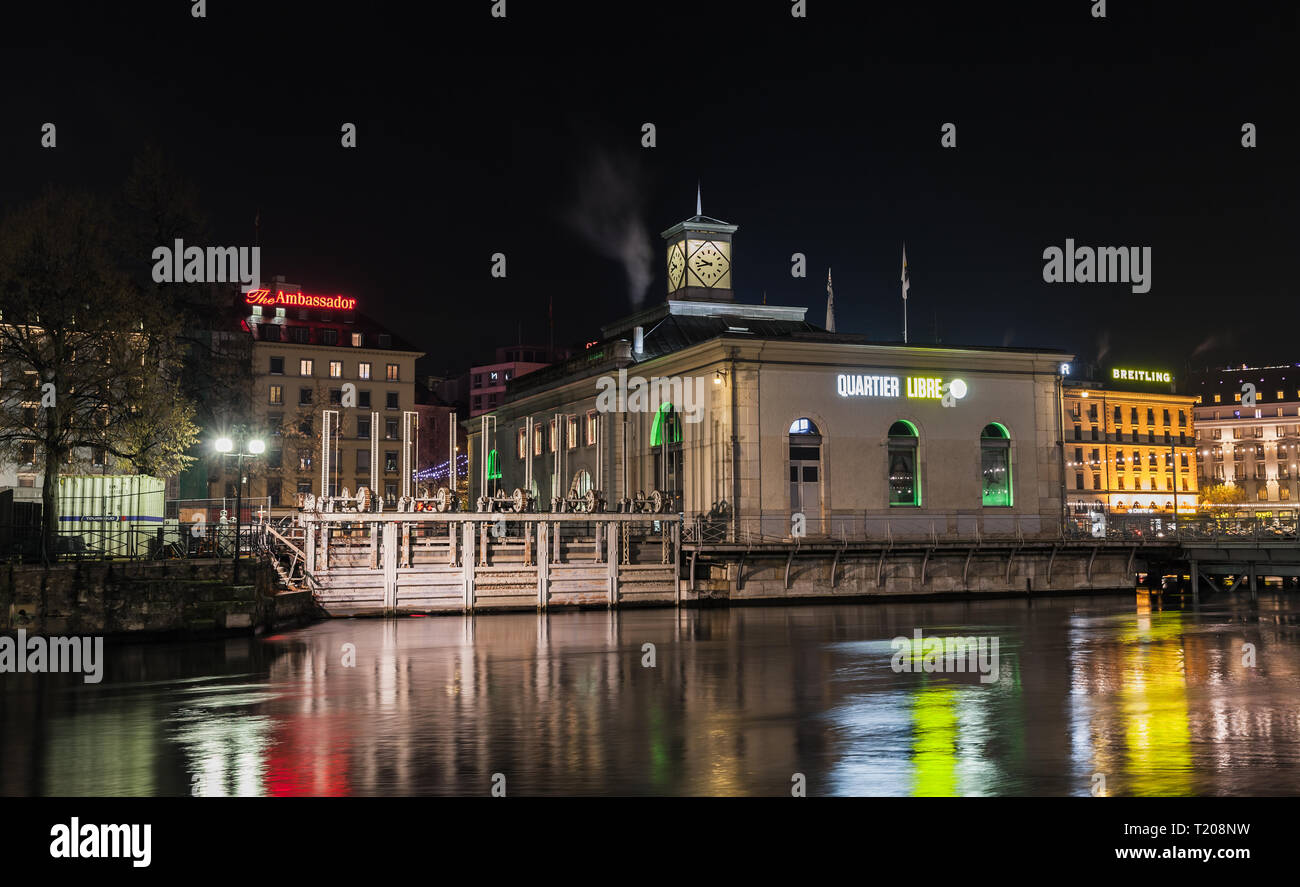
(3, 592, 1299, 796)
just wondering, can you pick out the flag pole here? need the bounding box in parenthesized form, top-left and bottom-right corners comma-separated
(901, 243, 910, 344)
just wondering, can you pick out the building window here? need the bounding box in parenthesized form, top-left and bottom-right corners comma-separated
(386, 392, 399, 409)
(651, 404, 683, 447)
(329, 388, 342, 405)
(329, 361, 342, 378)
(567, 415, 578, 449)
(1282, 486, 1291, 501)
(585, 411, 597, 446)
(534, 424, 544, 456)
(1075, 472, 1084, 489)
(359, 390, 371, 408)
(980, 423, 1012, 506)
(1258, 487, 1269, 501)
(386, 419, 398, 439)
(267, 481, 281, 507)
(299, 417, 312, 435)
(378, 334, 392, 348)
(269, 385, 283, 405)
(1113, 406, 1122, 424)
(359, 362, 371, 380)
(385, 451, 398, 472)
(358, 416, 371, 439)
(549, 418, 558, 452)
(1088, 404, 1098, 421)
(298, 450, 312, 471)
(1178, 410, 1186, 426)
(385, 483, 397, 504)
(386, 364, 399, 381)
(270, 356, 284, 374)
(300, 359, 313, 376)
(789, 418, 822, 517)
(888, 420, 920, 506)
(299, 387, 313, 405)
(486, 449, 501, 481)
(322, 329, 338, 346)
(518, 428, 527, 459)
(357, 449, 370, 472)
(1093, 473, 1102, 490)
(351, 332, 364, 347)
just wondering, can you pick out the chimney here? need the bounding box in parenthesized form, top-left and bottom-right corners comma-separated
(633, 326, 644, 356)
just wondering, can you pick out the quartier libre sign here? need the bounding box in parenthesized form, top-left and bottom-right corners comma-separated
(1111, 368, 1171, 383)
(836, 373, 967, 400)
(244, 289, 358, 311)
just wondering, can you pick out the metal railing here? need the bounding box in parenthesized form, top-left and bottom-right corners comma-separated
(681, 510, 1300, 546)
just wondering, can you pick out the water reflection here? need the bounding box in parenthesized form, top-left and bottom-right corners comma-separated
(3, 593, 1300, 796)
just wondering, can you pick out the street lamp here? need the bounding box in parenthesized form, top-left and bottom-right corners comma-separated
(214, 435, 265, 583)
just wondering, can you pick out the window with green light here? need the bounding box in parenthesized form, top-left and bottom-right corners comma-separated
(980, 423, 1012, 507)
(650, 403, 682, 447)
(888, 420, 920, 506)
(487, 448, 502, 480)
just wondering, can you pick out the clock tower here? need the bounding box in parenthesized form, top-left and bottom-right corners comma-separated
(660, 188, 738, 302)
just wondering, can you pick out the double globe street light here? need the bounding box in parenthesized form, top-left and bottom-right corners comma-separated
(214, 436, 265, 583)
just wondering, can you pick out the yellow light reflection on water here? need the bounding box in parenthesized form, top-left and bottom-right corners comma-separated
(910, 687, 960, 796)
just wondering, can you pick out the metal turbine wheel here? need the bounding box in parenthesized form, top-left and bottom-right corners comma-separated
(584, 489, 597, 512)
(357, 486, 372, 512)
(650, 489, 664, 513)
(513, 488, 526, 513)
(435, 486, 450, 512)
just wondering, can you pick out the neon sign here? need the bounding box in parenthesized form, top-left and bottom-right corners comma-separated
(836, 374, 968, 401)
(245, 289, 357, 311)
(1112, 368, 1171, 383)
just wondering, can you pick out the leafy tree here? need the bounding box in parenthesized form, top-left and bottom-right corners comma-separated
(0, 188, 199, 556)
(1199, 482, 1246, 505)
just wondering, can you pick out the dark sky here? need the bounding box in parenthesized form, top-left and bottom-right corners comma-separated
(2, 1, 1296, 380)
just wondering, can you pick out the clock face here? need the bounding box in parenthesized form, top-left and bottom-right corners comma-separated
(687, 240, 730, 288)
(667, 242, 685, 291)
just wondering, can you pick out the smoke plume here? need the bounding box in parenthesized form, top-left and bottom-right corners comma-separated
(564, 149, 654, 309)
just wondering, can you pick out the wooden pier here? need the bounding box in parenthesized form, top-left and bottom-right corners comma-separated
(267, 512, 681, 616)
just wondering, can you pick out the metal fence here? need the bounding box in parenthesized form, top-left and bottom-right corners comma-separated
(682, 509, 1300, 546)
(1, 497, 272, 563)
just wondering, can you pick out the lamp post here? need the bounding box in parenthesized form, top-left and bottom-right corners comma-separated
(215, 436, 265, 583)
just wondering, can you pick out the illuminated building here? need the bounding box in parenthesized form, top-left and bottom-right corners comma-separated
(1187, 364, 1300, 507)
(469, 346, 569, 417)
(1062, 378, 1199, 518)
(230, 277, 423, 513)
(467, 205, 1073, 535)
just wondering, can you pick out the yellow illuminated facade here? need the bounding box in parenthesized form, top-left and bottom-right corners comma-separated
(1063, 385, 1199, 515)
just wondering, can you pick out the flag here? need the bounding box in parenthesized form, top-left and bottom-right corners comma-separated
(901, 245, 909, 301)
(825, 268, 836, 332)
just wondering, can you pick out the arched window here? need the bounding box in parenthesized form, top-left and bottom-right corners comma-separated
(571, 469, 592, 497)
(650, 403, 682, 446)
(651, 403, 683, 499)
(789, 418, 821, 518)
(888, 420, 920, 506)
(487, 448, 502, 480)
(980, 423, 1012, 507)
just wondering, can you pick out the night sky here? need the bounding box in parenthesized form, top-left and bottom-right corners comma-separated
(2, 1, 1295, 380)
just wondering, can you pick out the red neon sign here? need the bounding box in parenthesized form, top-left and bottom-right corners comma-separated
(245, 289, 358, 311)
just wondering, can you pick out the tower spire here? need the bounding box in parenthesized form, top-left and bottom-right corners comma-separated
(696, 181, 702, 217)
(825, 268, 836, 333)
